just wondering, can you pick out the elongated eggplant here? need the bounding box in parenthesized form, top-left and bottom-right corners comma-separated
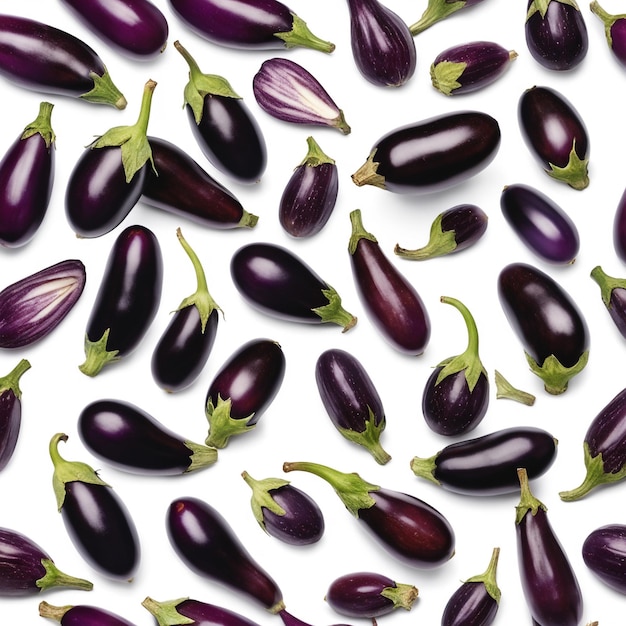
(409, 0, 486, 35)
(0, 359, 30, 471)
(497, 261, 589, 394)
(613, 186, 626, 261)
(204, 338, 286, 448)
(79, 225, 163, 377)
(0, 14, 126, 108)
(77, 398, 218, 475)
(590, 265, 626, 339)
(582, 524, 626, 594)
(591, 1, 626, 69)
(39, 601, 138, 625)
(49, 433, 141, 581)
(348, 209, 430, 355)
(351, 111, 500, 193)
(410, 426, 558, 495)
(282, 460, 455, 568)
(0, 259, 86, 349)
(230, 242, 357, 331)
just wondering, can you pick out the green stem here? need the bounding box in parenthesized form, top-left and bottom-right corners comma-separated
(409, 453, 440, 486)
(184, 441, 218, 472)
(22, 102, 55, 147)
(348, 208, 377, 255)
(0, 358, 31, 397)
(337, 409, 391, 465)
(465, 547, 501, 603)
(242, 471, 289, 528)
(313, 287, 358, 332)
(141, 596, 194, 626)
(590, 265, 626, 307)
(274, 13, 335, 53)
(38, 601, 73, 621)
(300, 136, 335, 167)
(515, 467, 546, 525)
(78, 328, 119, 377)
(81, 68, 127, 109)
(380, 581, 419, 611)
(351, 151, 384, 189)
(394, 213, 457, 260)
(205, 394, 255, 449)
(36, 561, 93, 594)
(494, 370, 536, 405)
(409, 0, 469, 35)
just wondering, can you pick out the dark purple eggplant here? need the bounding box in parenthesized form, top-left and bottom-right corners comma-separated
(315, 347, 391, 464)
(0, 14, 126, 108)
(348, 209, 430, 355)
(77, 398, 218, 475)
(60, 0, 168, 59)
(38, 601, 138, 625)
(515, 467, 583, 626)
(0, 526, 92, 596)
(241, 470, 325, 545)
(497, 261, 589, 394)
(430, 41, 517, 96)
(582, 524, 626, 594)
(65, 79, 157, 238)
(230, 242, 357, 331)
(282, 460, 456, 569)
(409, 0, 486, 35)
(325, 571, 418, 617)
(500, 183, 580, 265)
(204, 338, 286, 448)
(0, 358, 30, 471)
(351, 111, 500, 194)
(151, 228, 221, 393)
(591, 1, 626, 69)
(613, 186, 626, 261)
(79, 224, 163, 377)
(590, 265, 626, 339)
(410, 426, 558, 495)
(0, 101, 55, 247)
(49, 433, 141, 581)
(422, 296, 489, 436)
(279, 136, 338, 238)
(525, 0, 588, 71)
(0, 259, 86, 349)
(518, 85, 590, 190)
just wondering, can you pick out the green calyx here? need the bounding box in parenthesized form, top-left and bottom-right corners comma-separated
(590, 1, 623, 48)
(527, 0, 580, 21)
(205, 394, 255, 449)
(36, 563, 93, 594)
(312, 286, 358, 332)
(430, 60, 466, 96)
(299, 136, 335, 168)
(78, 328, 119, 377)
(515, 467, 547, 525)
(348, 208, 377, 254)
(409, 453, 440, 486)
(338, 407, 391, 465)
(81, 68, 127, 109)
(409, 0, 470, 36)
(351, 149, 384, 189)
(590, 265, 626, 308)
(22, 102, 56, 148)
(545, 140, 589, 190)
(394, 212, 458, 260)
(242, 471, 289, 530)
(184, 441, 218, 472)
(141, 597, 195, 626)
(380, 581, 419, 611)
(464, 547, 502, 604)
(494, 370, 536, 406)
(0, 358, 31, 398)
(274, 13, 335, 53)
(525, 350, 589, 395)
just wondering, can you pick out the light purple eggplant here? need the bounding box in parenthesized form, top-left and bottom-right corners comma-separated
(38, 601, 138, 625)
(590, 265, 626, 339)
(582, 524, 626, 594)
(591, 1, 626, 69)
(0, 359, 30, 471)
(409, 0, 486, 35)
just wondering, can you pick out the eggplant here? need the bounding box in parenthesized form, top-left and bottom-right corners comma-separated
(279, 136, 338, 238)
(348, 209, 430, 355)
(282, 460, 456, 569)
(351, 111, 500, 194)
(422, 296, 489, 436)
(613, 185, 626, 261)
(346, 0, 416, 87)
(409, 0, 486, 35)
(230, 242, 357, 331)
(582, 524, 626, 594)
(494, 370, 536, 406)
(590, 1, 626, 69)
(79, 225, 163, 377)
(315, 347, 390, 464)
(0, 527, 92, 596)
(151, 228, 221, 393)
(525, 0, 588, 71)
(0, 259, 86, 349)
(590, 265, 626, 339)
(497, 261, 589, 394)
(0, 358, 30, 471)
(65, 79, 157, 238)
(204, 338, 286, 448)
(515, 468, 583, 626)
(49, 433, 141, 581)
(77, 398, 218, 475)
(0, 13, 126, 108)
(241, 471, 325, 545)
(38, 601, 138, 625)
(410, 426, 558, 495)
(518, 85, 590, 190)
(0, 101, 55, 248)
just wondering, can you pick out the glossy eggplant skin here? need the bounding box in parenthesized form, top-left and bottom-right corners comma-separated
(582, 524, 626, 594)
(613, 186, 626, 262)
(38, 601, 138, 626)
(142, 597, 266, 626)
(0, 359, 30, 472)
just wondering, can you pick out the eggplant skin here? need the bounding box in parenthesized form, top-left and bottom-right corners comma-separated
(441, 582, 498, 626)
(582, 524, 626, 594)
(38, 602, 138, 626)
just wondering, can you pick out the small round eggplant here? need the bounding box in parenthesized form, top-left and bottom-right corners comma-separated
(497, 262, 589, 394)
(49, 433, 141, 581)
(77, 398, 218, 476)
(591, 1, 626, 69)
(0, 358, 31, 471)
(230, 242, 357, 331)
(315, 347, 391, 464)
(582, 524, 626, 594)
(409, 0, 486, 35)
(38, 601, 138, 625)
(348, 209, 430, 355)
(590, 265, 626, 339)
(351, 111, 501, 194)
(613, 185, 626, 261)
(204, 338, 286, 448)
(241, 471, 325, 545)
(410, 426, 558, 496)
(518, 85, 590, 190)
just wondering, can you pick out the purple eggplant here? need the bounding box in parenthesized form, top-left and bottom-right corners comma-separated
(282, 460, 456, 569)
(348, 209, 430, 355)
(409, 0, 486, 35)
(410, 426, 558, 496)
(515, 468, 583, 626)
(525, 0, 588, 71)
(204, 338, 286, 448)
(230, 242, 357, 331)
(315, 347, 391, 464)
(500, 183, 580, 265)
(351, 111, 500, 194)
(65, 79, 157, 238)
(279, 136, 338, 238)
(0, 101, 55, 247)
(430, 41, 518, 96)
(151, 228, 221, 393)
(325, 571, 418, 618)
(77, 398, 218, 476)
(79, 224, 163, 377)
(0, 259, 86, 349)
(38, 601, 138, 625)
(582, 524, 626, 594)
(518, 85, 590, 190)
(0, 526, 92, 596)
(49, 433, 141, 581)
(497, 261, 589, 394)
(613, 186, 626, 261)
(590, 1, 626, 69)
(241, 471, 325, 545)
(0, 14, 126, 108)
(0, 358, 30, 471)
(590, 265, 626, 339)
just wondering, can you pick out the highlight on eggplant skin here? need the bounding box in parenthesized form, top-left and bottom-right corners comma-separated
(590, 1, 626, 69)
(582, 524, 626, 595)
(612, 185, 626, 262)
(38, 600, 139, 625)
(0, 358, 31, 472)
(590, 265, 626, 339)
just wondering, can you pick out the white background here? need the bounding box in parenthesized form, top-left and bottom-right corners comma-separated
(1, 0, 626, 624)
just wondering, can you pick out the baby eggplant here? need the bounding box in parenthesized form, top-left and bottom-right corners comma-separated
(590, 265, 626, 339)
(38, 601, 138, 625)
(591, 1, 626, 69)
(0, 359, 30, 471)
(582, 524, 626, 594)
(409, 0, 486, 35)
